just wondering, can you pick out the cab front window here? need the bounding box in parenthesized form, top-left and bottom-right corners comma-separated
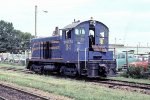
(99, 27, 108, 45)
(100, 32, 104, 44)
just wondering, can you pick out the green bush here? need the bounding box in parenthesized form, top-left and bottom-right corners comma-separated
(121, 66, 149, 79)
(147, 65, 150, 72)
(128, 67, 145, 78)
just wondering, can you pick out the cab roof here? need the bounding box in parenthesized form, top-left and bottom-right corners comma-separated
(63, 21, 82, 30)
(63, 20, 108, 30)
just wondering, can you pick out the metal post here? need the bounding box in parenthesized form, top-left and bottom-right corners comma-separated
(139, 42, 141, 47)
(114, 37, 116, 59)
(12, 52, 14, 63)
(77, 48, 80, 68)
(77, 48, 80, 74)
(2, 52, 3, 62)
(137, 45, 138, 54)
(123, 50, 129, 70)
(35, 5, 37, 38)
(25, 50, 27, 66)
(126, 51, 129, 69)
(148, 52, 150, 69)
(85, 48, 86, 69)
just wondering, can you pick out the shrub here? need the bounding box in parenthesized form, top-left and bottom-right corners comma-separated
(121, 66, 149, 79)
(128, 67, 145, 78)
(147, 65, 150, 72)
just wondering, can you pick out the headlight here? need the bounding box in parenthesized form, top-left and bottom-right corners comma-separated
(90, 20, 96, 26)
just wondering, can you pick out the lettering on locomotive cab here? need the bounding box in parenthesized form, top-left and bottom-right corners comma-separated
(64, 40, 73, 51)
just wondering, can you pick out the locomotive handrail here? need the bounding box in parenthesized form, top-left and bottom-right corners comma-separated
(77, 48, 80, 74)
(85, 48, 87, 69)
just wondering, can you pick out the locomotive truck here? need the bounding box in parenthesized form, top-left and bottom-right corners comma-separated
(26, 19, 116, 78)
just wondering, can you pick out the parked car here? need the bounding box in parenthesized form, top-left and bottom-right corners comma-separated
(134, 54, 149, 61)
(116, 53, 138, 70)
(129, 55, 149, 70)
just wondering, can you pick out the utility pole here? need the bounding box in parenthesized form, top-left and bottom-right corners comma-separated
(138, 42, 141, 47)
(137, 45, 138, 54)
(125, 51, 128, 69)
(34, 5, 48, 38)
(35, 5, 37, 38)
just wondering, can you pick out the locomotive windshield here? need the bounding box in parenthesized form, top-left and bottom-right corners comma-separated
(100, 32, 104, 44)
(99, 26, 108, 45)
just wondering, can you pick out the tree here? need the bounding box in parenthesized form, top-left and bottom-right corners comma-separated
(0, 20, 34, 53)
(20, 32, 34, 51)
(0, 20, 14, 52)
(10, 30, 34, 53)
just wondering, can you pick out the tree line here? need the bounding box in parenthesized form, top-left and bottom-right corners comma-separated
(0, 20, 34, 53)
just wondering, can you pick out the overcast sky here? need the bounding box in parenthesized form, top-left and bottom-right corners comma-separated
(0, 0, 150, 46)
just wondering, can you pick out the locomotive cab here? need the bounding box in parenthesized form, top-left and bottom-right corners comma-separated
(61, 19, 116, 77)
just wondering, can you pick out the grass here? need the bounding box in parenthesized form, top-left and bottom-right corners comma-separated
(0, 63, 150, 84)
(0, 68, 150, 100)
(0, 63, 150, 99)
(0, 62, 25, 69)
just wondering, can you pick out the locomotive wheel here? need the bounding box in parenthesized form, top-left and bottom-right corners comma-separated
(30, 64, 43, 74)
(60, 66, 65, 76)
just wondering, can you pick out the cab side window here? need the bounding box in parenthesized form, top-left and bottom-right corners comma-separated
(120, 54, 125, 59)
(75, 28, 85, 44)
(66, 30, 71, 39)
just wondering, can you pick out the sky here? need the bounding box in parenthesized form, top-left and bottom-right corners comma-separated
(0, 0, 150, 46)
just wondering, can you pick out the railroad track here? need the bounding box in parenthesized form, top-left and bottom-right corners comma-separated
(107, 79, 150, 88)
(0, 96, 6, 100)
(0, 66, 150, 95)
(0, 67, 33, 74)
(88, 79, 150, 95)
(98, 79, 150, 89)
(0, 83, 49, 100)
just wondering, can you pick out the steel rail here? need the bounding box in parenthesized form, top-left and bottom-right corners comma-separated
(0, 83, 49, 100)
(0, 96, 7, 100)
(97, 80, 150, 90)
(107, 79, 150, 86)
(88, 79, 150, 95)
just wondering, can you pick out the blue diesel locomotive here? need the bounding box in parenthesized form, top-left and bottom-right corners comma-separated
(26, 19, 116, 78)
